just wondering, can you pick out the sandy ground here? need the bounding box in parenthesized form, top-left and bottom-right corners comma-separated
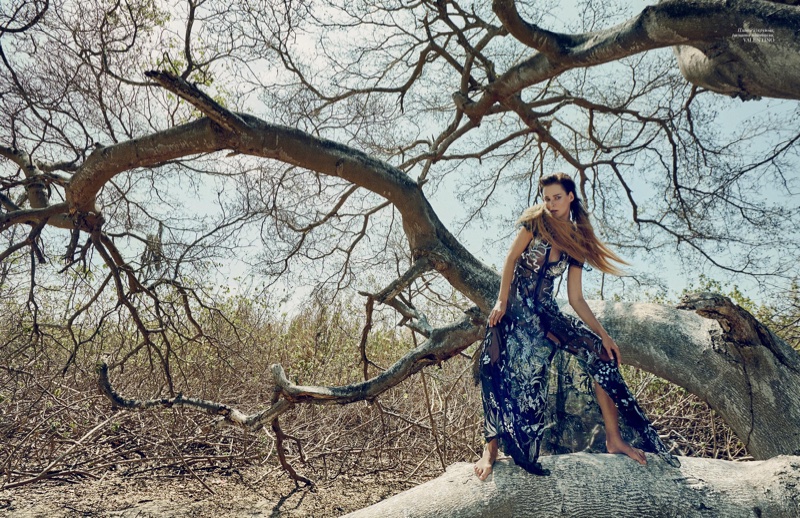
(0, 468, 420, 517)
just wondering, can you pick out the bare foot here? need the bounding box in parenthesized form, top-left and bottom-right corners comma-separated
(606, 437, 647, 465)
(474, 444, 497, 480)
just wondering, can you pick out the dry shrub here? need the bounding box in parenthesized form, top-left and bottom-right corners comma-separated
(0, 294, 750, 493)
(621, 365, 750, 461)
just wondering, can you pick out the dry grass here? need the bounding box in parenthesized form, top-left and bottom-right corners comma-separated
(0, 295, 750, 513)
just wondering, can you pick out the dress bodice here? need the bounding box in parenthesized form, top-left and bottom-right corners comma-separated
(519, 237, 570, 279)
(513, 236, 583, 304)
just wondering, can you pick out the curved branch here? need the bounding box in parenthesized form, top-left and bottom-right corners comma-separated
(96, 360, 292, 430)
(68, 118, 226, 212)
(272, 314, 482, 404)
(465, 0, 800, 119)
(97, 314, 484, 428)
(68, 72, 501, 310)
(491, 0, 575, 57)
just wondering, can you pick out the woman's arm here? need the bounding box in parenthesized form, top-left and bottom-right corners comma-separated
(488, 227, 532, 326)
(566, 265, 623, 365)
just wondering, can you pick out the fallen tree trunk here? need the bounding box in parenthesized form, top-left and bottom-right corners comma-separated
(345, 454, 800, 518)
(585, 292, 800, 460)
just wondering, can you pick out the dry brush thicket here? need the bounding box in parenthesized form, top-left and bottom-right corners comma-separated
(0, 293, 756, 493)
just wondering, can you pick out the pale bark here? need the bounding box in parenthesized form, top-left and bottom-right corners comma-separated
(488, 0, 800, 106)
(344, 454, 800, 518)
(63, 74, 501, 309)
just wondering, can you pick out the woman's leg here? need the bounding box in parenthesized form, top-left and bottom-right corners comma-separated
(543, 312, 681, 468)
(475, 318, 555, 478)
(594, 380, 646, 465)
(587, 350, 681, 467)
(474, 438, 498, 480)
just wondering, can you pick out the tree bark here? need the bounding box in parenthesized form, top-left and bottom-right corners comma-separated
(344, 454, 800, 518)
(672, 1, 800, 100)
(585, 293, 800, 460)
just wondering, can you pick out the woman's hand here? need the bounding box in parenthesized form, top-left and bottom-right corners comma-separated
(488, 300, 506, 327)
(602, 334, 621, 365)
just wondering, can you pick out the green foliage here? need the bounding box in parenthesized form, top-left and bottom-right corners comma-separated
(755, 279, 800, 351)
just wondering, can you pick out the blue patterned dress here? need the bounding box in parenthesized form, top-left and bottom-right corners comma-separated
(478, 233, 681, 473)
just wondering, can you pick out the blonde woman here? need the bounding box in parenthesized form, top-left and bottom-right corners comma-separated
(474, 173, 681, 480)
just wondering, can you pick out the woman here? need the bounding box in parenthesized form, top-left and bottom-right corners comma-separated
(473, 172, 681, 481)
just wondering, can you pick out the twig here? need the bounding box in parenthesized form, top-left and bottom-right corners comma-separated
(1, 416, 113, 490)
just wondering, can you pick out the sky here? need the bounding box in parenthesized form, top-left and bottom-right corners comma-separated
(102, 0, 799, 314)
(427, 95, 798, 305)
(189, 0, 800, 313)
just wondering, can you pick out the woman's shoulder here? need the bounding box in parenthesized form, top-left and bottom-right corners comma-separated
(517, 204, 545, 232)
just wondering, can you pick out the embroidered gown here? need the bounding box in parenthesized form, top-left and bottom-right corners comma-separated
(478, 232, 681, 473)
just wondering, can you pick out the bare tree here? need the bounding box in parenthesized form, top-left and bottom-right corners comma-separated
(2, 0, 799, 503)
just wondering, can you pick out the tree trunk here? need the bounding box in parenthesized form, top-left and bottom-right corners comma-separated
(586, 293, 800, 460)
(671, 0, 800, 100)
(345, 455, 800, 518)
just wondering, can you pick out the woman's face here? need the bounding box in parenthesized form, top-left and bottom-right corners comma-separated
(542, 183, 574, 221)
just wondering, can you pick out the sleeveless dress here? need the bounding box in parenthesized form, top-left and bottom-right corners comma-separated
(477, 233, 681, 473)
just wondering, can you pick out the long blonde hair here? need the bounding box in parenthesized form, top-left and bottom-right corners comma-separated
(517, 173, 628, 276)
